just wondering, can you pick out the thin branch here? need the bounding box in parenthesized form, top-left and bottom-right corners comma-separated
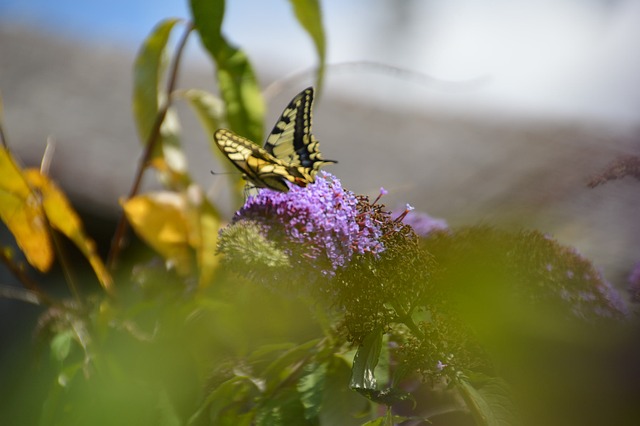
(0, 284, 41, 305)
(392, 301, 424, 340)
(0, 250, 61, 307)
(107, 21, 194, 271)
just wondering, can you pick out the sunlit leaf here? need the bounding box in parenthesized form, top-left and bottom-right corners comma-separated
(123, 192, 192, 275)
(0, 147, 52, 271)
(288, 0, 326, 91)
(189, 0, 265, 143)
(25, 170, 113, 292)
(133, 18, 179, 143)
(124, 188, 221, 283)
(133, 18, 187, 183)
(457, 377, 518, 426)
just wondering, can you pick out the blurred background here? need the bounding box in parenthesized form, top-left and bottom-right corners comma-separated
(1, 0, 639, 423)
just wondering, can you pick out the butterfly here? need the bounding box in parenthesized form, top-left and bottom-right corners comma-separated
(214, 87, 337, 193)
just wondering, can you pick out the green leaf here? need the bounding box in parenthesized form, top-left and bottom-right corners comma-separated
(177, 89, 225, 138)
(350, 328, 383, 391)
(287, 0, 326, 92)
(457, 377, 519, 426)
(254, 387, 309, 426)
(261, 339, 321, 391)
(188, 376, 257, 425)
(319, 356, 369, 426)
(155, 388, 182, 426)
(297, 362, 327, 421)
(133, 18, 187, 180)
(50, 330, 74, 363)
(189, 0, 265, 143)
(176, 88, 242, 185)
(133, 18, 179, 144)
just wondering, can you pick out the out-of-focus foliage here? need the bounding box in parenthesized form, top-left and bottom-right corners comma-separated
(0, 147, 112, 292)
(0, 1, 638, 425)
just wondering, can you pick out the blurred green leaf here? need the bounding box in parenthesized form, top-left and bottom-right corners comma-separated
(287, 0, 326, 91)
(255, 387, 309, 426)
(156, 388, 182, 426)
(262, 339, 321, 391)
(320, 356, 369, 426)
(133, 18, 187, 182)
(189, 0, 265, 143)
(50, 330, 74, 363)
(133, 18, 177, 143)
(177, 89, 225, 138)
(350, 328, 382, 391)
(457, 376, 518, 426)
(188, 376, 257, 425)
(297, 362, 327, 421)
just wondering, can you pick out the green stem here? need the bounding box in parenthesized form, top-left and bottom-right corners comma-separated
(392, 301, 424, 340)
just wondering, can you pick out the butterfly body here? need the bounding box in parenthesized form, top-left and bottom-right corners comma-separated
(214, 87, 337, 193)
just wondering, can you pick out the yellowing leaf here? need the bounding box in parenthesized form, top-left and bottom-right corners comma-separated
(183, 185, 221, 287)
(0, 147, 53, 271)
(24, 169, 113, 293)
(123, 192, 193, 275)
(124, 187, 222, 287)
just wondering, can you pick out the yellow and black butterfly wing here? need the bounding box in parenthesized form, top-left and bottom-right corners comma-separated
(264, 87, 337, 182)
(214, 129, 303, 193)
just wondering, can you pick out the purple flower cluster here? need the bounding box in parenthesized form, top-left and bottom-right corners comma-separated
(233, 172, 384, 274)
(628, 261, 640, 303)
(393, 205, 449, 237)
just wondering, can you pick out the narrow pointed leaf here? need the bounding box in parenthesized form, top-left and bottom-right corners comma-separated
(189, 0, 265, 143)
(133, 18, 180, 144)
(288, 0, 326, 91)
(350, 328, 383, 391)
(133, 18, 187, 180)
(457, 377, 519, 426)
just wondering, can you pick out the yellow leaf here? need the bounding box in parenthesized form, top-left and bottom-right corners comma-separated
(0, 147, 53, 271)
(123, 192, 193, 275)
(24, 169, 114, 293)
(183, 185, 221, 288)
